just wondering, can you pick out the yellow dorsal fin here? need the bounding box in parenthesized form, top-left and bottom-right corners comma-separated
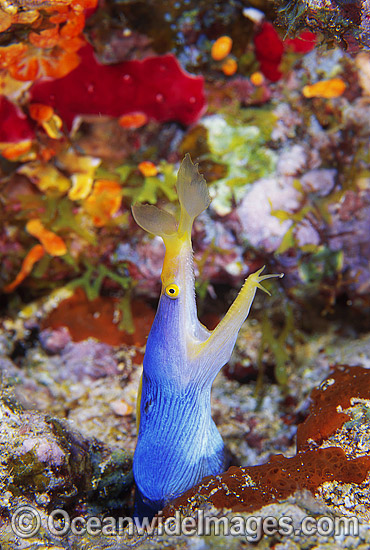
(131, 204, 178, 237)
(136, 373, 142, 433)
(177, 154, 211, 235)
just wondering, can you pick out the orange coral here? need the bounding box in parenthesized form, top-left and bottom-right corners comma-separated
(0, 0, 96, 83)
(221, 57, 237, 76)
(60, 11, 85, 38)
(0, 44, 79, 82)
(118, 112, 148, 129)
(0, 0, 97, 35)
(39, 50, 81, 79)
(29, 103, 63, 138)
(297, 365, 370, 451)
(29, 26, 60, 49)
(26, 219, 67, 256)
(29, 103, 54, 122)
(250, 71, 264, 86)
(1, 140, 34, 160)
(211, 36, 233, 61)
(58, 36, 85, 53)
(0, 43, 28, 70)
(138, 161, 158, 177)
(73, 0, 98, 9)
(9, 55, 39, 81)
(302, 77, 346, 98)
(38, 145, 57, 162)
(83, 179, 122, 227)
(3, 244, 45, 293)
(0, 12, 12, 33)
(166, 447, 370, 515)
(0, 6, 40, 33)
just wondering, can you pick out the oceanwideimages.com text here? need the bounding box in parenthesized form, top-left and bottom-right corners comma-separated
(11, 506, 359, 542)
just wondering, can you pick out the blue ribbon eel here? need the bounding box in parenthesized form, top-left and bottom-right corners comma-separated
(131, 154, 282, 518)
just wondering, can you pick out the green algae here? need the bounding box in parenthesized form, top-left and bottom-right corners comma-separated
(202, 112, 277, 214)
(14, 193, 96, 245)
(256, 300, 297, 390)
(298, 246, 344, 287)
(114, 161, 178, 204)
(118, 293, 135, 334)
(50, 197, 97, 244)
(67, 261, 131, 302)
(64, 260, 135, 334)
(271, 200, 314, 255)
(89, 447, 133, 512)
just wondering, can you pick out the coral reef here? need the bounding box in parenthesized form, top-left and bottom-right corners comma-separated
(1, 2, 369, 309)
(2, 280, 370, 547)
(1, 1, 370, 548)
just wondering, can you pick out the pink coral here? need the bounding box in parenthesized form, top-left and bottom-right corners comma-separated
(29, 44, 206, 130)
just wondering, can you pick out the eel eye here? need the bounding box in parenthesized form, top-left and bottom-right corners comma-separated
(165, 284, 179, 299)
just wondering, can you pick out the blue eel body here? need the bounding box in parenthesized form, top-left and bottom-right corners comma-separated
(132, 154, 281, 517)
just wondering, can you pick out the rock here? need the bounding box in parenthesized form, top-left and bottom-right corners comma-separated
(0, 395, 133, 512)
